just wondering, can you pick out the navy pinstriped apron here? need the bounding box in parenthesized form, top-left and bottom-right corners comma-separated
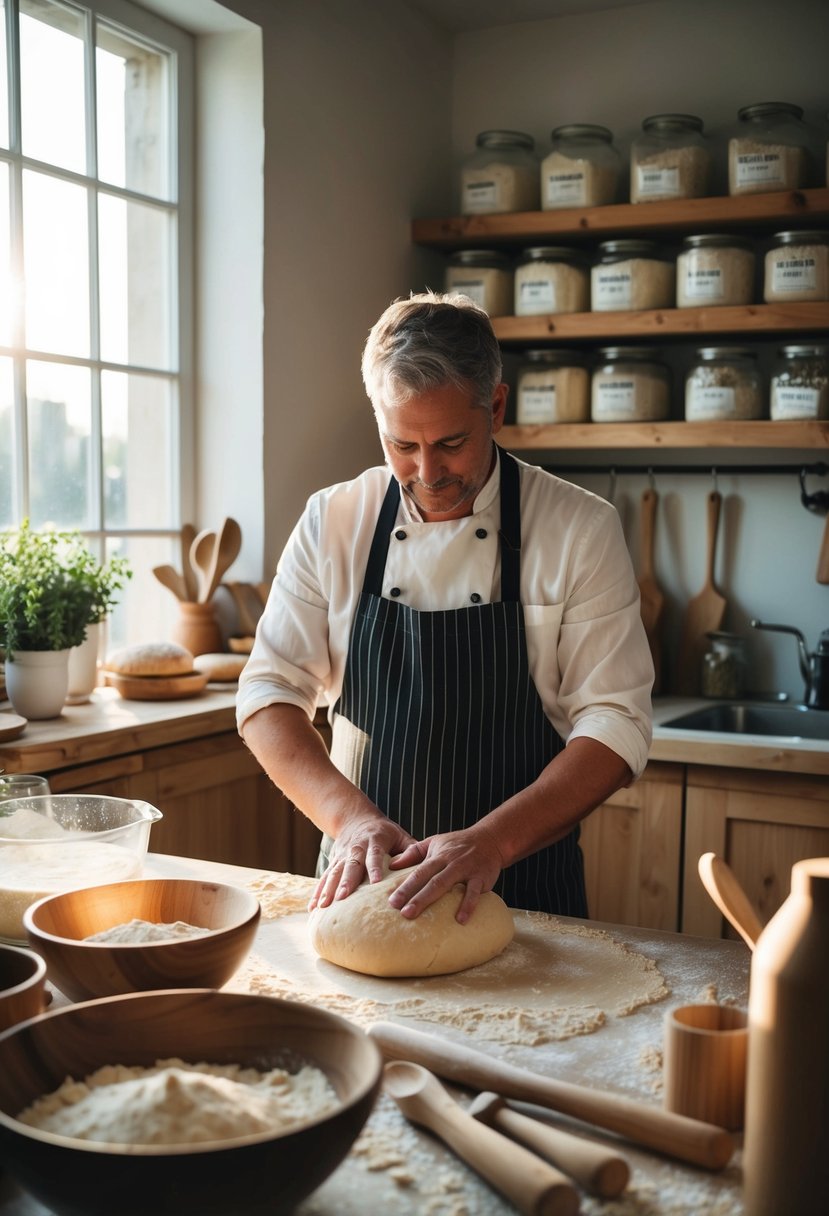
(323, 446, 587, 916)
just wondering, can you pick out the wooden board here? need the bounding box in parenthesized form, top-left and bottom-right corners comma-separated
(104, 671, 209, 701)
(0, 713, 27, 742)
(675, 491, 727, 695)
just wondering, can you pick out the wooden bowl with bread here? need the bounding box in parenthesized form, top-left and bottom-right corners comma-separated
(104, 642, 208, 700)
(0, 989, 382, 1216)
(23, 878, 260, 1002)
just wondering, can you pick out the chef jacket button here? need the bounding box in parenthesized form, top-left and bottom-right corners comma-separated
(470, 592, 482, 604)
(475, 528, 487, 539)
(395, 529, 406, 540)
(390, 587, 401, 598)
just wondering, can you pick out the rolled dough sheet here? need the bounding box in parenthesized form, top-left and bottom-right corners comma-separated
(233, 873, 669, 1047)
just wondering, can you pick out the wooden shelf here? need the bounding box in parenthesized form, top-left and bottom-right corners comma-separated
(492, 302, 829, 345)
(500, 420, 829, 452)
(412, 188, 829, 248)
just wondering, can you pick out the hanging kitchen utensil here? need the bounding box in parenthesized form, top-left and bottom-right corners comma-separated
(383, 1061, 578, 1216)
(180, 523, 199, 601)
(201, 518, 242, 603)
(369, 1021, 734, 1170)
(189, 529, 217, 602)
(675, 489, 727, 695)
(697, 853, 763, 950)
(637, 487, 665, 694)
(152, 564, 188, 602)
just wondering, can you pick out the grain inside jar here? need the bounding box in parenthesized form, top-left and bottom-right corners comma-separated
(630, 113, 711, 203)
(591, 240, 675, 312)
(770, 344, 829, 420)
(764, 231, 829, 303)
(514, 247, 589, 316)
(728, 102, 814, 195)
(460, 130, 539, 215)
(540, 124, 621, 209)
(677, 235, 756, 308)
(591, 347, 670, 422)
(516, 350, 590, 424)
(685, 347, 763, 421)
(444, 250, 514, 317)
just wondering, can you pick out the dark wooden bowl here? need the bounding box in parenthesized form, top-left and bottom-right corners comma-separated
(0, 989, 382, 1216)
(24, 878, 260, 1001)
(0, 944, 47, 1032)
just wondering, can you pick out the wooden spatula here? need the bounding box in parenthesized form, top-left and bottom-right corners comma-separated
(675, 490, 727, 695)
(637, 488, 665, 694)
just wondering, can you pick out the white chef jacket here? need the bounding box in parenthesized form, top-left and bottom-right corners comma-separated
(236, 452, 653, 778)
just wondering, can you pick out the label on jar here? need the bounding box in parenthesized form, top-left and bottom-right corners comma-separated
(771, 385, 820, 419)
(463, 180, 498, 212)
(594, 379, 637, 417)
(636, 165, 679, 198)
(687, 385, 736, 419)
(518, 278, 556, 312)
(448, 276, 487, 309)
(682, 266, 725, 301)
(735, 151, 785, 188)
(518, 385, 557, 423)
(594, 269, 632, 309)
(545, 171, 586, 207)
(770, 256, 818, 295)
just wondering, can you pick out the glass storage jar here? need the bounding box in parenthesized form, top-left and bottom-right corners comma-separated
(591, 239, 675, 311)
(770, 344, 829, 420)
(444, 250, 514, 317)
(516, 350, 590, 424)
(460, 130, 539, 215)
(701, 632, 747, 699)
(591, 347, 670, 422)
(630, 114, 711, 203)
(685, 347, 763, 421)
(764, 230, 829, 303)
(540, 124, 621, 210)
(514, 246, 589, 316)
(728, 102, 818, 195)
(676, 234, 756, 308)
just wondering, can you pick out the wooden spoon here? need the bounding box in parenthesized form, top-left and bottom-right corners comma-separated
(638, 488, 665, 694)
(383, 1061, 578, 1216)
(698, 853, 763, 950)
(202, 517, 242, 603)
(676, 490, 727, 695)
(180, 523, 199, 601)
(152, 564, 188, 601)
(189, 529, 216, 602)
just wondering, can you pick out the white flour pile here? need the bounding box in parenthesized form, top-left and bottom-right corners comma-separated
(17, 1057, 339, 1145)
(85, 919, 212, 943)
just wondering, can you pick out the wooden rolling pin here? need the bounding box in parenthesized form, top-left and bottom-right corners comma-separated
(469, 1092, 630, 1198)
(383, 1061, 579, 1216)
(369, 1022, 734, 1171)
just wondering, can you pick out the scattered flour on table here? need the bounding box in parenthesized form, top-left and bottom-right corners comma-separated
(246, 871, 317, 917)
(17, 1057, 338, 1145)
(85, 919, 212, 943)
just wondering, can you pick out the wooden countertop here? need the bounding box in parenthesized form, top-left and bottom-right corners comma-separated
(0, 853, 751, 1216)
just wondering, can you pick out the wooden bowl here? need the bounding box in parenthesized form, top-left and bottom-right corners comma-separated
(0, 944, 47, 1033)
(24, 878, 260, 1002)
(0, 989, 382, 1216)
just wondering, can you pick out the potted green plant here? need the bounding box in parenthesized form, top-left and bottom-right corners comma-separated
(0, 521, 131, 718)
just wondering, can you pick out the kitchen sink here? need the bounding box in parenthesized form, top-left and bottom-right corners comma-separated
(662, 702, 829, 740)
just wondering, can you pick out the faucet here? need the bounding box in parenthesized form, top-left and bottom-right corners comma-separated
(750, 620, 829, 710)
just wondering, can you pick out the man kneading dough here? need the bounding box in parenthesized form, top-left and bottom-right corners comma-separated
(308, 864, 514, 978)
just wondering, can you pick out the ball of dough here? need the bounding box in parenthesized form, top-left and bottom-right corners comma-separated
(105, 642, 194, 677)
(308, 866, 514, 978)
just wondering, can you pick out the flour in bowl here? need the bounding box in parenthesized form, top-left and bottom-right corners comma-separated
(85, 919, 212, 943)
(17, 1057, 339, 1144)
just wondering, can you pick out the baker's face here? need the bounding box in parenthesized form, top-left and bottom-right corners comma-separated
(374, 381, 508, 522)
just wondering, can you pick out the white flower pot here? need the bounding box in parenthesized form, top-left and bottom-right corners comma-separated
(5, 649, 70, 720)
(67, 621, 106, 704)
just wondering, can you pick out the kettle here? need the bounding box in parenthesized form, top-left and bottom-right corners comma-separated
(750, 619, 829, 710)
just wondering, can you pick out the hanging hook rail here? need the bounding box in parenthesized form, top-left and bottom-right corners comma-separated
(544, 462, 829, 478)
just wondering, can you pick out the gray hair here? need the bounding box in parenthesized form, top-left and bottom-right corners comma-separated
(361, 291, 503, 411)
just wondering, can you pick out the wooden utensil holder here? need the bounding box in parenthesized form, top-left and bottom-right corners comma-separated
(663, 1003, 748, 1132)
(171, 601, 223, 657)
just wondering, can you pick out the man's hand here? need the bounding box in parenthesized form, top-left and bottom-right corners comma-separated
(309, 814, 415, 910)
(386, 825, 506, 923)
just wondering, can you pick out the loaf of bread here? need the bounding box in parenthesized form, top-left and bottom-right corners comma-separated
(192, 653, 247, 682)
(105, 642, 194, 677)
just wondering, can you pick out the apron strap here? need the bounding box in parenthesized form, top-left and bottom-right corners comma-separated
(363, 476, 402, 597)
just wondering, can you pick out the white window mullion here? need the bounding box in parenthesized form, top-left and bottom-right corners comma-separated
(6, 1, 27, 517)
(85, 7, 103, 534)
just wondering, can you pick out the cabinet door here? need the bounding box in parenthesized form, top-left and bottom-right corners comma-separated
(579, 761, 683, 931)
(683, 767, 829, 939)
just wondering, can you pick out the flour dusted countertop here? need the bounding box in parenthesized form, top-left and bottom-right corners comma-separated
(0, 853, 751, 1216)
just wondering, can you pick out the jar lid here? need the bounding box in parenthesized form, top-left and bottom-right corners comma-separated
(695, 346, 756, 361)
(551, 123, 613, 143)
(771, 230, 829, 246)
(448, 249, 512, 268)
(598, 346, 661, 361)
(519, 246, 587, 264)
(682, 233, 754, 251)
(738, 101, 804, 123)
(642, 113, 704, 133)
(778, 343, 829, 357)
(522, 348, 584, 365)
(597, 239, 663, 258)
(475, 129, 535, 150)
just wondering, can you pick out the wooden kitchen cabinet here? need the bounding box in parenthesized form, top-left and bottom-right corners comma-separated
(579, 760, 684, 931)
(682, 765, 829, 939)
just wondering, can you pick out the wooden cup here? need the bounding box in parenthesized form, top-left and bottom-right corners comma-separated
(663, 1003, 748, 1131)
